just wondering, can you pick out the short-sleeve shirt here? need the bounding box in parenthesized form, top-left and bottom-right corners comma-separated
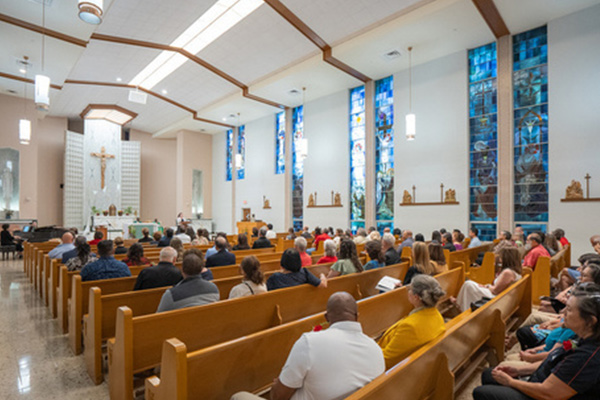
(331, 259, 360, 276)
(279, 321, 384, 400)
(529, 338, 600, 399)
(299, 251, 312, 267)
(364, 260, 384, 270)
(228, 280, 268, 299)
(266, 269, 321, 291)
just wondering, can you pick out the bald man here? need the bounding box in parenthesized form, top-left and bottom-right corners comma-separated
(48, 231, 75, 259)
(231, 292, 384, 400)
(206, 236, 236, 268)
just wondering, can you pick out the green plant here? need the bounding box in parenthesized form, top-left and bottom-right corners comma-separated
(124, 206, 133, 214)
(91, 206, 100, 215)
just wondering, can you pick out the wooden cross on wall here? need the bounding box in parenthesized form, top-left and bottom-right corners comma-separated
(90, 146, 115, 189)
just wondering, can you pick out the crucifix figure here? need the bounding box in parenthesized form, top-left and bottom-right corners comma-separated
(90, 146, 115, 189)
(412, 185, 416, 202)
(440, 183, 444, 202)
(585, 173, 591, 199)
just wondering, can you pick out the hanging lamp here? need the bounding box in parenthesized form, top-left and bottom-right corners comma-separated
(405, 47, 416, 141)
(19, 59, 31, 145)
(35, 2, 50, 111)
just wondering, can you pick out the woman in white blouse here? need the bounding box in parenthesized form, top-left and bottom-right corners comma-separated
(229, 256, 267, 299)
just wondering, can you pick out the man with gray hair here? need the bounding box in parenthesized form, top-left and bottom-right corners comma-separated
(353, 228, 368, 245)
(231, 292, 384, 400)
(252, 227, 273, 249)
(133, 246, 182, 290)
(295, 236, 312, 267)
(382, 232, 400, 266)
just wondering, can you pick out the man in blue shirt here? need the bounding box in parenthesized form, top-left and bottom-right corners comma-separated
(48, 232, 75, 259)
(80, 240, 131, 282)
(468, 227, 483, 248)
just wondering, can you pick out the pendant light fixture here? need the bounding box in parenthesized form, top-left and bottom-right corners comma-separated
(78, 0, 104, 25)
(405, 46, 416, 141)
(35, 1, 50, 111)
(19, 58, 31, 145)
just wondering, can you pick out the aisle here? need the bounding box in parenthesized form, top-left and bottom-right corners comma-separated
(0, 259, 108, 399)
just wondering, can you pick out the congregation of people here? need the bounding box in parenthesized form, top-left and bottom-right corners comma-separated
(30, 220, 600, 400)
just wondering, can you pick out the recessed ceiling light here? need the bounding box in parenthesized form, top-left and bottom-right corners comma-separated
(382, 49, 402, 61)
(116, 77, 122, 82)
(19, 68, 27, 74)
(222, 117, 227, 121)
(161, 89, 168, 95)
(289, 89, 301, 96)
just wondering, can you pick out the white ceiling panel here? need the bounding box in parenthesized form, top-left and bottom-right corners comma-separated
(279, 0, 428, 45)
(155, 58, 240, 111)
(198, 5, 318, 85)
(496, 0, 600, 35)
(67, 41, 162, 83)
(51, 84, 190, 133)
(249, 53, 362, 108)
(0, 0, 107, 40)
(333, 0, 494, 81)
(95, 0, 216, 45)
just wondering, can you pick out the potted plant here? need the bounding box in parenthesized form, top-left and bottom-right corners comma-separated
(118, 210, 124, 216)
(91, 206, 101, 216)
(102, 210, 109, 216)
(124, 206, 133, 216)
(4, 209, 13, 219)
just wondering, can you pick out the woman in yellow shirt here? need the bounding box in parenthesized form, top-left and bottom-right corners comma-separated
(378, 274, 446, 369)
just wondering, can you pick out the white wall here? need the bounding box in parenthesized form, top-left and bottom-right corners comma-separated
(548, 4, 600, 260)
(303, 89, 351, 230)
(393, 50, 470, 236)
(212, 130, 232, 232)
(235, 114, 286, 231)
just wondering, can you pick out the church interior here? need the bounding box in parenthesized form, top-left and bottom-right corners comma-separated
(0, 0, 599, 399)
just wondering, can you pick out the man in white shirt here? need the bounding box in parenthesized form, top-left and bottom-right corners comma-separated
(231, 292, 384, 400)
(265, 223, 277, 239)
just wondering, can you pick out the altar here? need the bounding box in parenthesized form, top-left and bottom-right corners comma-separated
(236, 221, 267, 236)
(124, 222, 162, 239)
(92, 215, 135, 239)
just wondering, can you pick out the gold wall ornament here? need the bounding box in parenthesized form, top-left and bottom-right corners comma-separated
(308, 193, 315, 207)
(262, 196, 271, 209)
(444, 188, 457, 203)
(108, 204, 117, 216)
(565, 180, 584, 199)
(402, 190, 413, 204)
(307, 191, 342, 208)
(334, 192, 342, 206)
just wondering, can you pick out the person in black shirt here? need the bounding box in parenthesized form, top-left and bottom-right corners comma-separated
(1, 224, 23, 253)
(133, 246, 182, 290)
(138, 228, 153, 243)
(442, 232, 456, 252)
(473, 284, 600, 400)
(252, 227, 273, 249)
(267, 248, 327, 291)
(382, 233, 400, 266)
(158, 228, 174, 247)
(206, 237, 236, 268)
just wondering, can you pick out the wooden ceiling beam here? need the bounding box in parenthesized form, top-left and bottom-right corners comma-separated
(0, 13, 88, 47)
(472, 0, 510, 38)
(264, 0, 371, 82)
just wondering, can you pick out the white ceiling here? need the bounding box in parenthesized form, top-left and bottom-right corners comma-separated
(1, 0, 599, 136)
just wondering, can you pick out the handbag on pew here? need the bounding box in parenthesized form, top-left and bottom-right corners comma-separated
(470, 297, 492, 312)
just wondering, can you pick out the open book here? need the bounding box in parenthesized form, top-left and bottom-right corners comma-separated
(376, 276, 402, 292)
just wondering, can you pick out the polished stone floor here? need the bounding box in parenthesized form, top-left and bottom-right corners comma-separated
(0, 259, 108, 399)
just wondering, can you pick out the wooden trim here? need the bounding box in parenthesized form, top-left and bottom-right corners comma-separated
(64, 79, 235, 129)
(0, 13, 88, 47)
(560, 198, 600, 202)
(472, 0, 510, 38)
(0, 72, 63, 90)
(400, 201, 460, 206)
(90, 33, 284, 109)
(264, 0, 370, 82)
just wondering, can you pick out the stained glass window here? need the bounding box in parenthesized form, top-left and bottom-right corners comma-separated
(375, 76, 394, 229)
(237, 125, 245, 180)
(275, 112, 285, 175)
(292, 106, 304, 231)
(349, 85, 366, 233)
(226, 129, 233, 181)
(468, 42, 498, 241)
(513, 26, 548, 226)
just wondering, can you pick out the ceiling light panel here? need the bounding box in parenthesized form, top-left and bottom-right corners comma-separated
(197, 4, 318, 85)
(128, 0, 263, 90)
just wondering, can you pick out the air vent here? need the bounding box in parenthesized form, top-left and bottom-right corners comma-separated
(289, 89, 301, 96)
(128, 90, 148, 104)
(383, 50, 402, 61)
(16, 58, 32, 69)
(7, 89, 17, 94)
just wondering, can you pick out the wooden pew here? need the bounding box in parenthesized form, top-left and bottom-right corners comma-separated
(465, 252, 495, 285)
(523, 255, 550, 305)
(550, 245, 569, 278)
(447, 243, 495, 273)
(345, 275, 531, 399)
(143, 268, 470, 400)
(108, 263, 409, 400)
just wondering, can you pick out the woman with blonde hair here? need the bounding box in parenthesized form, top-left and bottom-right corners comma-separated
(428, 242, 448, 274)
(170, 237, 184, 261)
(403, 242, 436, 285)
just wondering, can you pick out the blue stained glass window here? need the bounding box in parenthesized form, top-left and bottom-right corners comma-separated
(275, 112, 285, 175)
(237, 125, 245, 180)
(513, 26, 548, 226)
(349, 86, 366, 227)
(469, 42, 498, 231)
(292, 106, 304, 229)
(515, 223, 547, 238)
(226, 129, 233, 181)
(375, 76, 394, 227)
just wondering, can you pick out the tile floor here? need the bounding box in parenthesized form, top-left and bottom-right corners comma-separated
(0, 259, 108, 399)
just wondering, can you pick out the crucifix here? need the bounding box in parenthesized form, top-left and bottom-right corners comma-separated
(412, 185, 416, 202)
(90, 146, 115, 189)
(440, 183, 444, 202)
(585, 173, 591, 199)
